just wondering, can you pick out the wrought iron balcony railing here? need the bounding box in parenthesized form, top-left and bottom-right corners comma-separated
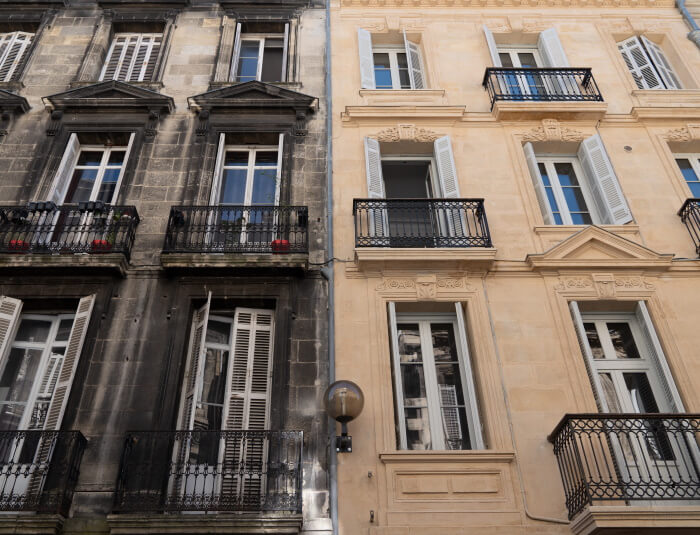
(548, 414, 700, 520)
(0, 430, 86, 516)
(353, 198, 492, 248)
(163, 205, 308, 254)
(483, 68, 603, 109)
(0, 203, 140, 260)
(678, 199, 700, 256)
(114, 430, 303, 513)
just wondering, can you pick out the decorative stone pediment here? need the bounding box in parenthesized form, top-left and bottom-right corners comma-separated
(0, 89, 29, 114)
(527, 226, 673, 271)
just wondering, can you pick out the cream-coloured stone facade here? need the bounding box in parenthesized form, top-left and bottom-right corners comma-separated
(331, 2, 700, 533)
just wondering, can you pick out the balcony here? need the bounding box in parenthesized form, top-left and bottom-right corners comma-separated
(110, 430, 303, 533)
(352, 198, 496, 268)
(0, 203, 139, 276)
(482, 68, 606, 120)
(678, 199, 700, 256)
(0, 430, 86, 530)
(549, 414, 700, 534)
(161, 205, 309, 270)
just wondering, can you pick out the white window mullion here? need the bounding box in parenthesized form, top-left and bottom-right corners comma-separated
(387, 303, 408, 450)
(256, 39, 265, 81)
(244, 150, 256, 205)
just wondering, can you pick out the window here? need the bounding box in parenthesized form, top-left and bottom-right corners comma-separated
(674, 154, 700, 197)
(0, 31, 34, 82)
(523, 134, 633, 226)
(617, 36, 681, 90)
(231, 23, 289, 83)
(48, 133, 134, 206)
(388, 303, 482, 450)
(358, 29, 425, 90)
(100, 33, 162, 82)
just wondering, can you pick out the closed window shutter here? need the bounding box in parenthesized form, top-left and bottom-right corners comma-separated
(482, 25, 502, 67)
(358, 28, 375, 89)
(0, 296, 23, 364)
(364, 136, 386, 238)
(116, 36, 138, 81)
(0, 32, 34, 82)
(617, 36, 663, 90)
(634, 302, 685, 412)
(577, 134, 633, 225)
(569, 301, 606, 411)
(49, 133, 81, 205)
(403, 30, 425, 89)
(454, 303, 484, 450)
(101, 35, 129, 81)
(230, 23, 242, 82)
(134, 34, 162, 82)
(537, 28, 570, 67)
(640, 36, 681, 90)
(523, 143, 554, 225)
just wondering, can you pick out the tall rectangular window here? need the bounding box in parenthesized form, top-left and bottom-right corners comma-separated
(536, 157, 595, 225)
(231, 23, 289, 83)
(100, 33, 162, 82)
(674, 154, 700, 197)
(617, 36, 681, 90)
(358, 29, 426, 90)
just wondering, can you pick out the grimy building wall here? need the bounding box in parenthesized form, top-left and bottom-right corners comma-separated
(0, 1, 330, 534)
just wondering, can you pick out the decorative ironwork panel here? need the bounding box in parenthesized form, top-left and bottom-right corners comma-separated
(482, 68, 603, 110)
(548, 414, 700, 519)
(162, 206, 308, 254)
(0, 430, 87, 516)
(353, 198, 492, 248)
(114, 430, 303, 513)
(679, 199, 700, 257)
(0, 204, 140, 260)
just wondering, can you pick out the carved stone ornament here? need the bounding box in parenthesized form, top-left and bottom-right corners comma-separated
(373, 124, 442, 143)
(554, 277, 594, 291)
(416, 275, 437, 300)
(593, 274, 616, 298)
(522, 119, 586, 143)
(615, 277, 655, 290)
(437, 277, 473, 291)
(376, 278, 415, 291)
(664, 125, 700, 142)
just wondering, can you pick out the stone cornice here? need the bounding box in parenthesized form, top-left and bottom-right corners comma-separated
(339, 0, 674, 7)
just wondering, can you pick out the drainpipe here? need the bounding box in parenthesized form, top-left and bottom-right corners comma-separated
(677, 0, 700, 49)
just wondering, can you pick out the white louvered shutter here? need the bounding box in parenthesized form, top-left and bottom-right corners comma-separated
(49, 134, 80, 205)
(454, 303, 484, 450)
(617, 36, 663, 90)
(640, 36, 681, 90)
(133, 34, 162, 82)
(482, 25, 502, 67)
(179, 294, 212, 431)
(364, 137, 386, 239)
(577, 134, 633, 225)
(281, 23, 289, 82)
(434, 136, 463, 237)
(358, 28, 375, 89)
(634, 302, 685, 412)
(101, 34, 129, 81)
(0, 32, 34, 82)
(101, 34, 162, 82)
(230, 23, 242, 82)
(523, 142, 554, 225)
(0, 296, 23, 364)
(403, 30, 425, 89)
(569, 302, 606, 411)
(537, 28, 570, 68)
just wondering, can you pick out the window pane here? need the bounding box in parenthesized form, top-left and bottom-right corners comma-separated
(396, 323, 430, 450)
(499, 53, 514, 68)
(570, 212, 593, 225)
(96, 168, 120, 203)
(584, 322, 605, 359)
(55, 319, 73, 342)
(250, 168, 277, 204)
(517, 52, 538, 68)
(441, 406, 470, 450)
(599, 372, 623, 412)
(76, 151, 104, 167)
(14, 319, 52, 343)
(676, 158, 700, 197)
(205, 320, 230, 345)
(261, 45, 283, 82)
(108, 150, 126, 166)
(0, 347, 43, 430)
(404, 407, 431, 450)
(623, 372, 659, 412)
(555, 162, 590, 222)
(255, 151, 278, 166)
(397, 324, 421, 363)
(219, 169, 247, 204)
(237, 41, 260, 82)
(225, 151, 249, 166)
(607, 322, 641, 359)
(401, 363, 427, 405)
(373, 52, 392, 89)
(66, 169, 98, 203)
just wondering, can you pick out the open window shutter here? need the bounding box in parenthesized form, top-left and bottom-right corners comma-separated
(434, 136, 460, 198)
(0, 296, 23, 364)
(108, 132, 135, 204)
(482, 25, 502, 67)
(178, 293, 211, 430)
(454, 303, 484, 449)
(537, 28, 570, 67)
(358, 28, 375, 89)
(569, 301, 606, 412)
(0, 34, 12, 73)
(230, 23, 242, 81)
(49, 134, 80, 205)
(640, 36, 681, 90)
(617, 36, 663, 90)
(42, 294, 95, 431)
(387, 302, 407, 449)
(208, 133, 227, 205)
(577, 134, 633, 225)
(101, 35, 127, 81)
(281, 23, 289, 82)
(403, 30, 425, 89)
(275, 133, 284, 205)
(634, 302, 685, 412)
(364, 137, 385, 198)
(523, 142, 554, 225)
(0, 32, 33, 82)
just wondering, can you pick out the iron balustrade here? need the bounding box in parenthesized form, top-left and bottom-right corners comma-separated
(114, 430, 303, 513)
(0, 430, 86, 516)
(353, 198, 492, 248)
(678, 199, 700, 256)
(163, 205, 308, 254)
(482, 68, 603, 109)
(0, 204, 140, 260)
(548, 414, 700, 520)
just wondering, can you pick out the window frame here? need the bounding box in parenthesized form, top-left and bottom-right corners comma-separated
(372, 45, 411, 90)
(66, 144, 129, 205)
(231, 32, 286, 83)
(673, 153, 700, 197)
(496, 45, 543, 68)
(536, 155, 600, 225)
(380, 155, 439, 198)
(211, 144, 281, 206)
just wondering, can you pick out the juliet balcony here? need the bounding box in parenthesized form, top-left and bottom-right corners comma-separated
(160, 205, 309, 270)
(352, 198, 496, 268)
(678, 199, 700, 257)
(549, 414, 700, 534)
(109, 430, 303, 534)
(0, 203, 139, 276)
(482, 68, 606, 120)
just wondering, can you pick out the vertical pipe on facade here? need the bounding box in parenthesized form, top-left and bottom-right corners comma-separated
(677, 0, 700, 49)
(324, 0, 339, 533)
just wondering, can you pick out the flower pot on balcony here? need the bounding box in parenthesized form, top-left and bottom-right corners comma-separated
(8, 239, 29, 252)
(271, 239, 290, 254)
(91, 239, 112, 252)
